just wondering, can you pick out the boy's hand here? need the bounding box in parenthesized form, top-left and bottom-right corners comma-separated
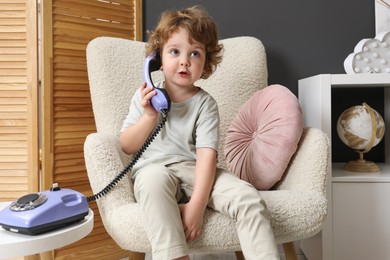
(140, 82, 158, 117)
(179, 200, 204, 242)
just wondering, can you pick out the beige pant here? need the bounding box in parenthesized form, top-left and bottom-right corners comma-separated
(133, 161, 279, 260)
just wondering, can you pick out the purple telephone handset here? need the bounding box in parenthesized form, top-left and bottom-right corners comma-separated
(143, 52, 171, 112)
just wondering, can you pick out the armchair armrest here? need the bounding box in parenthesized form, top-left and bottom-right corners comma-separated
(84, 133, 135, 211)
(258, 128, 330, 242)
(276, 127, 330, 192)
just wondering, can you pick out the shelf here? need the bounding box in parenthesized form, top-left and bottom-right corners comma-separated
(307, 74, 390, 87)
(299, 73, 390, 260)
(332, 162, 390, 182)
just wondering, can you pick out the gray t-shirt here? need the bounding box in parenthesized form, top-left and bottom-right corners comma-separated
(120, 82, 220, 172)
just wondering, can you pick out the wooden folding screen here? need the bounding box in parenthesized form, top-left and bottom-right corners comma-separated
(0, 0, 39, 201)
(41, 0, 142, 259)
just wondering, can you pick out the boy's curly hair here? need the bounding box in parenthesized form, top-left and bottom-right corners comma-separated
(146, 6, 223, 79)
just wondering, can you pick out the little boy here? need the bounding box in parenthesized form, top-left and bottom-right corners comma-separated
(120, 5, 279, 260)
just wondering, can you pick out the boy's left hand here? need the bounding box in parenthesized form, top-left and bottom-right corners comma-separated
(179, 200, 204, 242)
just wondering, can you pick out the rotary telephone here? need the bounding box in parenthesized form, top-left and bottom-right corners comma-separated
(0, 52, 170, 235)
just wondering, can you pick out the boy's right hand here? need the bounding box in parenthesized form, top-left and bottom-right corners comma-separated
(140, 82, 158, 117)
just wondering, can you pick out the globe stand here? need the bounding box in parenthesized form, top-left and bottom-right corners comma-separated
(343, 151, 380, 173)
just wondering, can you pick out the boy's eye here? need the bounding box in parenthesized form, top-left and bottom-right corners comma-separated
(170, 49, 179, 55)
(191, 51, 200, 57)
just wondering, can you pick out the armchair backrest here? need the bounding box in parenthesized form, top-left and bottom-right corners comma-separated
(86, 36, 268, 167)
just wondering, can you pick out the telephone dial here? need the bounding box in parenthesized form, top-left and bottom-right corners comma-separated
(0, 51, 170, 235)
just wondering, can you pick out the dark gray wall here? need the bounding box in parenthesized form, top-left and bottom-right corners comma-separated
(143, 0, 376, 95)
(143, 1, 385, 163)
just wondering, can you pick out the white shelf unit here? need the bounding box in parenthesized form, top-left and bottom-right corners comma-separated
(298, 74, 390, 260)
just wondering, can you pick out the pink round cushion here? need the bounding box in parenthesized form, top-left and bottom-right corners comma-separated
(224, 84, 303, 190)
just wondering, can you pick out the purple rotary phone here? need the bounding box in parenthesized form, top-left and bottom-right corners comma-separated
(0, 184, 88, 235)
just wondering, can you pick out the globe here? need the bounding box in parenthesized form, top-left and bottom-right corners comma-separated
(336, 102, 385, 172)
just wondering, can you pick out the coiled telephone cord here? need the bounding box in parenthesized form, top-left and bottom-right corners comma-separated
(87, 110, 169, 203)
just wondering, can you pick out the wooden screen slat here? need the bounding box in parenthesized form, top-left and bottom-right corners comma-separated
(41, 0, 142, 259)
(55, 13, 135, 32)
(53, 6, 133, 23)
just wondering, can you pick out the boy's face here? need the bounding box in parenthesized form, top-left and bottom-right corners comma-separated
(161, 28, 206, 89)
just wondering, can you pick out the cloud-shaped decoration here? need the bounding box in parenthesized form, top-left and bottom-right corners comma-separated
(344, 31, 390, 74)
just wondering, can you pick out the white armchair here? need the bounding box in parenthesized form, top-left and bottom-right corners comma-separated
(84, 36, 330, 260)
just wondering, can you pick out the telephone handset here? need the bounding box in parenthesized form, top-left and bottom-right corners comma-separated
(0, 52, 170, 236)
(143, 51, 171, 112)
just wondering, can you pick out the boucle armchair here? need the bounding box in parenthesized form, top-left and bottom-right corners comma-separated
(84, 36, 330, 260)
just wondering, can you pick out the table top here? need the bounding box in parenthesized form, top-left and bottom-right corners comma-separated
(0, 201, 94, 259)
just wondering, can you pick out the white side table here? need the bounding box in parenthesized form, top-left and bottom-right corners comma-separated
(0, 202, 94, 259)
